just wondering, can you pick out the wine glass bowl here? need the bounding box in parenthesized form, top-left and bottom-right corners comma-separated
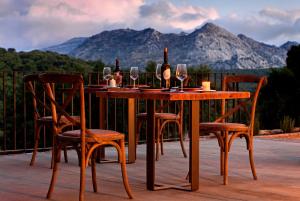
(103, 67, 112, 86)
(130, 67, 139, 89)
(176, 64, 187, 92)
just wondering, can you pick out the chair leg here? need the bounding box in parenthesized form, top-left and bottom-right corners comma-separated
(156, 120, 160, 161)
(119, 139, 133, 199)
(91, 153, 98, 192)
(160, 133, 164, 155)
(159, 120, 164, 156)
(136, 119, 142, 145)
(79, 146, 86, 201)
(223, 131, 229, 185)
(178, 124, 187, 158)
(30, 124, 42, 166)
(249, 147, 258, 180)
(63, 147, 68, 163)
(220, 148, 224, 176)
(47, 144, 61, 199)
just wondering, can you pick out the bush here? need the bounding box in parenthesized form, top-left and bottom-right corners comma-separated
(280, 116, 295, 133)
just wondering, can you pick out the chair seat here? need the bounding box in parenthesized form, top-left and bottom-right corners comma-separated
(155, 113, 178, 120)
(200, 122, 249, 132)
(37, 115, 80, 124)
(136, 113, 178, 120)
(60, 129, 124, 141)
(37, 116, 53, 123)
(136, 113, 147, 118)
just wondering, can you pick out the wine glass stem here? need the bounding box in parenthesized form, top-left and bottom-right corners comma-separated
(107, 80, 109, 86)
(181, 81, 183, 92)
(134, 80, 135, 89)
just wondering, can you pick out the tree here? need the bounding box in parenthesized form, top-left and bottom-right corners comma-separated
(258, 45, 300, 129)
(88, 60, 105, 72)
(145, 60, 156, 73)
(286, 45, 300, 76)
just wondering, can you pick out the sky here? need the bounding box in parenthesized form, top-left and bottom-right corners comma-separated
(0, 0, 300, 51)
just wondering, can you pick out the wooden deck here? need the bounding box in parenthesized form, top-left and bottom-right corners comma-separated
(0, 137, 300, 201)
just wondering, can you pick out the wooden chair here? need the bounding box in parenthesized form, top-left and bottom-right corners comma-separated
(136, 101, 187, 160)
(24, 74, 72, 166)
(199, 75, 267, 184)
(39, 73, 133, 201)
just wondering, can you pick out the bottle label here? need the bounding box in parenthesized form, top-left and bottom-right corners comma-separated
(163, 69, 171, 80)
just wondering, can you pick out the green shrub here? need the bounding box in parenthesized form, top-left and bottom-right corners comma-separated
(280, 116, 295, 133)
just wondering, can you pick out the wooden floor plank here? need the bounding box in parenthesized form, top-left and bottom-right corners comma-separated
(0, 137, 300, 201)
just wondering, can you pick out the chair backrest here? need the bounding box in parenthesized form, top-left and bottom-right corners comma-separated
(219, 75, 267, 135)
(156, 100, 183, 119)
(38, 73, 85, 137)
(24, 74, 51, 121)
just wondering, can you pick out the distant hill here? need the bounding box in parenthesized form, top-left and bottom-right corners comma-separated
(44, 23, 297, 69)
(44, 37, 87, 54)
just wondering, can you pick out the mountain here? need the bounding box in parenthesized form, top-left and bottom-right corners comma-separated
(238, 34, 286, 68)
(45, 23, 292, 69)
(44, 37, 87, 54)
(280, 41, 299, 51)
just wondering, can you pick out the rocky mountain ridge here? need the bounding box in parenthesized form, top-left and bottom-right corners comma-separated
(44, 23, 298, 69)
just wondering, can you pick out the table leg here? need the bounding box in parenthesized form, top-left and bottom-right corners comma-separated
(146, 99, 155, 190)
(127, 98, 136, 163)
(189, 100, 199, 191)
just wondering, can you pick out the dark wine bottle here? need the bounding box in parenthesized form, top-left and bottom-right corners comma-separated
(113, 58, 123, 87)
(161, 48, 171, 88)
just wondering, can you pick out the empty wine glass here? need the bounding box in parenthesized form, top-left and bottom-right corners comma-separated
(103, 67, 112, 86)
(130, 67, 139, 89)
(176, 64, 187, 92)
(156, 64, 161, 81)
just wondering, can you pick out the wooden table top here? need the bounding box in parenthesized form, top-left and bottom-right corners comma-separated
(95, 89, 250, 101)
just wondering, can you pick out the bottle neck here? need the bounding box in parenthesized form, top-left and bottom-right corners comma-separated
(163, 49, 168, 63)
(115, 59, 120, 71)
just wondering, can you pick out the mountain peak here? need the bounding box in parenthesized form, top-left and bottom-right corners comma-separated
(280, 41, 299, 51)
(198, 22, 223, 33)
(143, 27, 155, 32)
(190, 22, 235, 39)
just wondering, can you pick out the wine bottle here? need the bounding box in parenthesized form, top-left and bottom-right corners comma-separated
(113, 58, 123, 87)
(161, 48, 171, 88)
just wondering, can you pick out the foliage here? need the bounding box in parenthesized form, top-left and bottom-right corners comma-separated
(88, 60, 105, 72)
(145, 60, 157, 73)
(0, 47, 99, 150)
(0, 48, 95, 73)
(188, 64, 211, 74)
(186, 64, 212, 86)
(280, 116, 295, 133)
(286, 45, 300, 76)
(259, 45, 300, 129)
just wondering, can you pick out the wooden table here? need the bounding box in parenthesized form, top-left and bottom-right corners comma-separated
(96, 90, 250, 191)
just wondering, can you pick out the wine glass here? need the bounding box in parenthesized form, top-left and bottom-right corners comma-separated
(103, 67, 112, 86)
(176, 64, 187, 92)
(156, 64, 161, 81)
(130, 67, 139, 89)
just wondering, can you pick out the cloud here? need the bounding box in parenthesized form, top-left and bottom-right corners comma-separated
(259, 7, 300, 23)
(0, 0, 220, 50)
(139, 1, 219, 32)
(0, 0, 143, 50)
(217, 7, 300, 45)
(1, 1, 299, 50)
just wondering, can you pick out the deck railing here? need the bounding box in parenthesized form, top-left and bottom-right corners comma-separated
(0, 70, 235, 154)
